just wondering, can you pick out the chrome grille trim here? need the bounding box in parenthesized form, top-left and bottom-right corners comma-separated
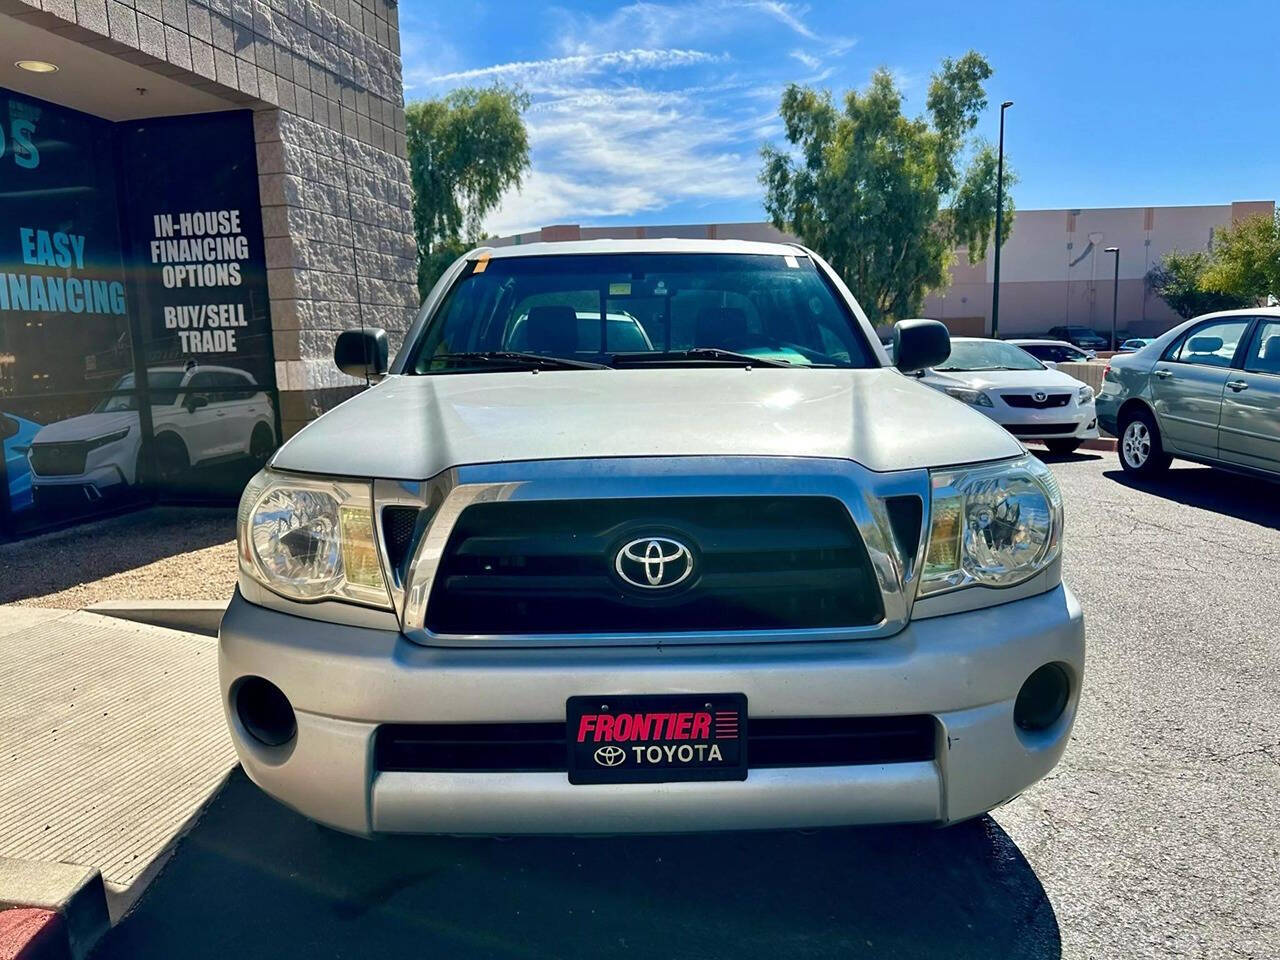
(382, 457, 931, 647)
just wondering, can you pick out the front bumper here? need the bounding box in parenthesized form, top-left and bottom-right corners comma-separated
(218, 583, 1085, 836)
(982, 404, 1099, 441)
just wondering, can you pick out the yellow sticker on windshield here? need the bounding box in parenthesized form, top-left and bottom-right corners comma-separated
(783, 255, 799, 268)
(609, 282, 632, 296)
(472, 252, 491, 274)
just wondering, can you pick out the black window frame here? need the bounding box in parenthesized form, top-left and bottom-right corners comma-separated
(1240, 316, 1280, 377)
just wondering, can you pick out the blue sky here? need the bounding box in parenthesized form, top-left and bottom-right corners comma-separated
(399, 1, 1280, 237)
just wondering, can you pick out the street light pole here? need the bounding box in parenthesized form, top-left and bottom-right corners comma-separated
(990, 99, 1013, 339)
(1105, 246, 1120, 351)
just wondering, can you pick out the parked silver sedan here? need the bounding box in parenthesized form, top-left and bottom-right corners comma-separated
(1095, 308, 1280, 478)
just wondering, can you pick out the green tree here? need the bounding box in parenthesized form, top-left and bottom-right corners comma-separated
(1146, 250, 1250, 319)
(1201, 212, 1280, 304)
(760, 52, 1015, 324)
(405, 85, 531, 299)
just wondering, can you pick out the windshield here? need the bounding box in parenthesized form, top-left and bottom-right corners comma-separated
(95, 371, 186, 411)
(405, 253, 876, 372)
(935, 340, 1044, 372)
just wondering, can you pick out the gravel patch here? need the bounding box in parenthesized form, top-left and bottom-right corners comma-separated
(0, 506, 237, 609)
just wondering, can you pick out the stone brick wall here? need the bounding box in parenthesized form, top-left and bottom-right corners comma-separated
(3, 0, 420, 438)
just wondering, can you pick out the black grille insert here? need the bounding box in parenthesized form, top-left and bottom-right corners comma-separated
(374, 715, 936, 772)
(381, 505, 422, 582)
(29, 443, 89, 477)
(1003, 393, 1071, 409)
(423, 496, 885, 635)
(1007, 423, 1078, 436)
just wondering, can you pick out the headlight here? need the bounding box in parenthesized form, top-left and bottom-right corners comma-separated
(85, 428, 129, 451)
(237, 469, 390, 608)
(921, 455, 1063, 596)
(1077, 384, 1094, 404)
(943, 386, 993, 407)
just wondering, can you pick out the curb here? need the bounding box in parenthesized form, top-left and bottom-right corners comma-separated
(0, 860, 108, 960)
(83, 600, 227, 637)
(0, 909, 67, 960)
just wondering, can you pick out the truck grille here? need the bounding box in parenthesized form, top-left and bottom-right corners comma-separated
(423, 496, 885, 635)
(28, 443, 89, 477)
(374, 715, 937, 773)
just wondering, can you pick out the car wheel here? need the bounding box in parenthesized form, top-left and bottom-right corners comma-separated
(1118, 408, 1171, 476)
(1044, 439, 1082, 454)
(151, 434, 190, 486)
(249, 423, 275, 463)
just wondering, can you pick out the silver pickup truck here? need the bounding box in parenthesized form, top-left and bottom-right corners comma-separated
(219, 239, 1084, 835)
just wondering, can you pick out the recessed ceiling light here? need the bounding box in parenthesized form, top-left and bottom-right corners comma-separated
(15, 60, 59, 74)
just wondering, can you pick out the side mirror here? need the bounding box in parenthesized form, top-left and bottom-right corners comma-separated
(185, 394, 209, 412)
(1043, 360, 1058, 369)
(893, 318, 951, 373)
(335, 327, 389, 381)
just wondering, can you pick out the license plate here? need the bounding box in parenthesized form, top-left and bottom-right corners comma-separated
(566, 693, 747, 785)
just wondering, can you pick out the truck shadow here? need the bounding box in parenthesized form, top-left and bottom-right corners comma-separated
(95, 768, 1061, 960)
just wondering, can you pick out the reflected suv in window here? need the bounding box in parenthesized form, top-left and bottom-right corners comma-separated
(26, 365, 276, 502)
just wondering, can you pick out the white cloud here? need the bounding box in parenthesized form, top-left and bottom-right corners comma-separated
(410, 48, 725, 90)
(486, 82, 764, 235)
(404, 1, 860, 236)
(789, 49, 820, 69)
(549, 1, 853, 56)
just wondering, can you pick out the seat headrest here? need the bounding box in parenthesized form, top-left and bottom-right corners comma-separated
(1186, 335, 1224, 354)
(524, 305, 579, 355)
(1263, 335, 1280, 362)
(695, 307, 749, 349)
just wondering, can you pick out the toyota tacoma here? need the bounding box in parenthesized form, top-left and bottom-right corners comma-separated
(219, 239, 1084, 835)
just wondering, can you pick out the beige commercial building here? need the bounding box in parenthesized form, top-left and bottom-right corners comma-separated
(494, 200, 1275, 339)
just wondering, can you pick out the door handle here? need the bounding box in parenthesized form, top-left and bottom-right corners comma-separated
(1226, 380, 1248, 392)
(1153, 369, 1173, 379)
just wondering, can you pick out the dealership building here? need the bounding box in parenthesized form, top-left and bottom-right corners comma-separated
(494, 199, 1276, 338)
(0, 0, 419, 536)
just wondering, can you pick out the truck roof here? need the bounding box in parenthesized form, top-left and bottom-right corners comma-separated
(476, 238, 805, 260)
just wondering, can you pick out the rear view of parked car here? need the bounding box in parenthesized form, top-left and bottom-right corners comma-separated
(1009, 339, 1096, 365)
(1047, 326, 1110, 352)
(1096, 309, 1280, 478)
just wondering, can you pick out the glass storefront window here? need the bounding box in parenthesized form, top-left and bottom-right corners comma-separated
(0, 88, 278, 536)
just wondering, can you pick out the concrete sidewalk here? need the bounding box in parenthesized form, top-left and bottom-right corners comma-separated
(0, 607, 235, 919)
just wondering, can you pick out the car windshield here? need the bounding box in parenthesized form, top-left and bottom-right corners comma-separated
(935, 340, 1044, 372)
(406, 253, 876, 372)
(95, 371, 186, 411)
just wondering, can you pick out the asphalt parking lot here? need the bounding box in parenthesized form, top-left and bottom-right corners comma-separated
(92, 453, 1278, 960)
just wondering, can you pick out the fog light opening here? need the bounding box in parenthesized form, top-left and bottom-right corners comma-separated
(1014, 663, 1070, 732)
(235, 676, 297, 747)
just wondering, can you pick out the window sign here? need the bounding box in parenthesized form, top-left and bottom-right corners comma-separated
(0, 89, 277, 536)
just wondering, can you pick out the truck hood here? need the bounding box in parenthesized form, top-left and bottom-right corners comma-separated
(31, 411, 138, 444)
(272, 367, 1025, 479)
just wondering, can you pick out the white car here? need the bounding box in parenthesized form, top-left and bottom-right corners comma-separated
(919, 338, 1098, 453)
(28, 365, 275, 502)
(1008, 339, 1096, 365)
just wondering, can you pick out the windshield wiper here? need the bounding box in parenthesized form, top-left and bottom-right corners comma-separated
(610, 348, 794, 368)
(435, 351, 610, 371)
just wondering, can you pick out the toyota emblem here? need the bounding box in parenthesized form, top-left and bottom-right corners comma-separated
(1033, 391, 1047, 403)
(614, 537, 694, 589)
(594, 745, 626, 766)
